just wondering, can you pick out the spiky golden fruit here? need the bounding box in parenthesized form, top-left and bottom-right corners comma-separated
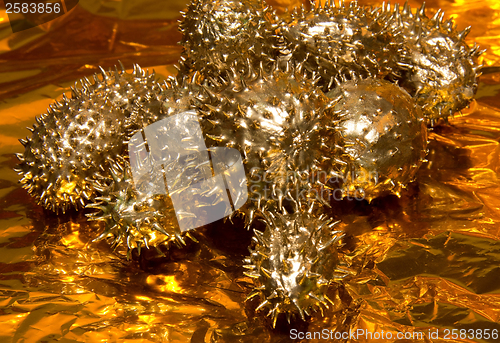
(204, 65, 346, 225)
(86, 59, 346, 253)
(328, 77, 427, 201)
(177, 0, 280, 81)
(131, 60, 346, 227)
(244, 201, 348, 327)
(86, 157, 186, 257)
(16, 64, 161, 213)
(281, 0, 404, 92)
(382, 2, 483, 124)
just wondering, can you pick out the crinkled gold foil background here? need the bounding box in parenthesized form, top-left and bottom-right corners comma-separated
(0, 0, 499, 342)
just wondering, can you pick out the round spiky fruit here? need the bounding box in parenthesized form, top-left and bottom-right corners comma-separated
(281, 0, 404, 92)
(204, 66, 346, 215)
(177, 0, 280, 81)
(244, 201, 348, 327)
(327, 77, 427, 201)
(86, 158, 188, 256)
(16, 64, 161, 213)
(382, 2, 483, 124)
(182, 63, 344, 225)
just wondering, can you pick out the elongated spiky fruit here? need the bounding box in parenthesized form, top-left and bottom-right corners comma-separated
(382, 2, 483, 124)
(281, 0, 404, 92)
(16, 65, 160, 213)
(202, 67, 346, 219)
(244, 201, 348, 327)
(177, 0, 280, 81)
(327, 77, 427, 201)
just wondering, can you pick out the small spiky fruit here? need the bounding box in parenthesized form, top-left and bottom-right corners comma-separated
(281, 0, 404, 92)
(177, 0, 280, 81)
(327, 77, 427, 201)
(86, 158, 188, 256)
(382, 2, 483, 124)
(244, 201, 348, 327)
(16, 64, 160, 213)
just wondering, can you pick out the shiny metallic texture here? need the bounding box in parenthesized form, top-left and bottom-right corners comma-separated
(244, 200, 347, 327)
(381, 2, 483, 124)
(328, 77, 427, 200)
(141, 61, 345, 226)
(281, 0, 404, 92)
(86, 157, 187, 255)
(177, 0, 280, 81)
(16, 65, 160, 213)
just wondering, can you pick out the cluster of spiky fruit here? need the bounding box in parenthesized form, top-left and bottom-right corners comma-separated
(16, 0, 483, 328)
(178, 0, 482, 124)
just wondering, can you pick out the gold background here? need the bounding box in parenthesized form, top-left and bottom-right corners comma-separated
(0, 0, 499, 342)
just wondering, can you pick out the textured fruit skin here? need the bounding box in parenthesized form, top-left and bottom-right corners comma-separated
(280, 1, 483, 124)
(14, 0, 486, 327)
(84, 60, 346, 251)
(327, 77, 427, 201)
(200, 66, 345, 223)
(244, 201, 348, 327)
(135, 61, 346, 227)
(86, 157, 186, 256)
(281, 0, 404, 92)
(382, 2, 483, 124)
(177, 0, 280, 81)
(86, 60, 353, 253)
(16, 65, 161, 213)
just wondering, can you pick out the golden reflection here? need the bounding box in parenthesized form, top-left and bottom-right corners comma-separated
(146, 275, 183, 293)
(56, 180, 78, 199)
(60, 231, 82, 248)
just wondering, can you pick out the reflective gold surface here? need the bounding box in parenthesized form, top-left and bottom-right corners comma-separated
(1, 0, 500, 342)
